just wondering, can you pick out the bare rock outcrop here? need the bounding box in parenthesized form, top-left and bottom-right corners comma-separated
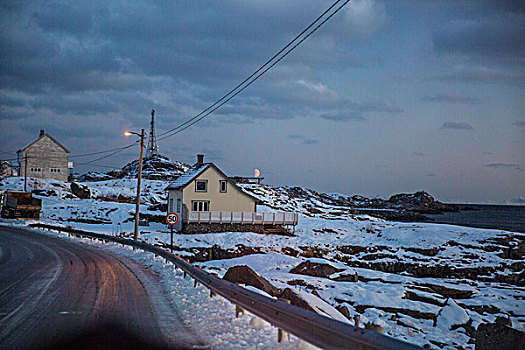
(476, 317, 525, 350)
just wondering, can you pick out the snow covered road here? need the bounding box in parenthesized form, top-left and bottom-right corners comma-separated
(0, 226, 207, 349)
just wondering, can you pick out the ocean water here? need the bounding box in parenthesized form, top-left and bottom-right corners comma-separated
(425, 204, 525, 233)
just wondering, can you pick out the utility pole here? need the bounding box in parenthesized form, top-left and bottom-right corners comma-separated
(134, 129, 145, 241)
(24, 153, 27, 192)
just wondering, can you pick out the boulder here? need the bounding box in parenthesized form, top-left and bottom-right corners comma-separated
(70, 182, 91, 199)
(31, 189, 57, 197)
(434, 298, 470, 330)
(476, 317, 524, 350)
(277, 288, 316, 313)
(335, 305, 352, 321)
(223, 265, 280, 297)
(289, 260, 342, 278)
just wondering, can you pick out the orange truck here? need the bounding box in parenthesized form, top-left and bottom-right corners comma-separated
(1, 190, 42, 219)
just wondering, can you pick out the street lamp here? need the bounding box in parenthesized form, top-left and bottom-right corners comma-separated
(125, 129, 145, 241)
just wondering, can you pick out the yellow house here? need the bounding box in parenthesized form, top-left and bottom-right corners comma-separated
(165, 154, 258, 231)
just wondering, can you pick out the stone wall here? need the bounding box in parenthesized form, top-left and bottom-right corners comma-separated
(181, 222, 296, 235)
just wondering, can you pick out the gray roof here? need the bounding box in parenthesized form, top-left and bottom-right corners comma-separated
(164, 163, 211, 190)
(22, 133, 70, 153)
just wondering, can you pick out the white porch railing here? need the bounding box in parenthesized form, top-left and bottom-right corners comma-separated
(188, 211, 298, 226)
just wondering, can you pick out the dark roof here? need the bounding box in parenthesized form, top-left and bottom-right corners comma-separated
(164, 163, 259, 202)
(22, 133, 70, 153)
(164, 163, 211, 190)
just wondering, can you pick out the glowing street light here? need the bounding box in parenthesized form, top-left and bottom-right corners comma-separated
(125, 129, 145, 241)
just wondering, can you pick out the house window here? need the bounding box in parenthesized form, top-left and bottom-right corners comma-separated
(49, 168, 61, 173)
(192, 200, 209, 212)
(176, 199, 181, 213)
(219, 180, 227, 193)
(169, 199, 173, 212)
(195, 180, 207, 192)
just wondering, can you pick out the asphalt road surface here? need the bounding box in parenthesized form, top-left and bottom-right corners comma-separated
(0, 225, 207, 349)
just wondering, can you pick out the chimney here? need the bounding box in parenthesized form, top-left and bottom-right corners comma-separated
(196, 154, 204, 166)
(39, 130, 45, 137)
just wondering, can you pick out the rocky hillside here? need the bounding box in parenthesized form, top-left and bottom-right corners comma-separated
(78, 154, 190, 181)
(238, 183, 458, 222)
(77, 154, 455, 223)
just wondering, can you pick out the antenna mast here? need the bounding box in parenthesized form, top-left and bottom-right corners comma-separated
(146, 109, 159, 158)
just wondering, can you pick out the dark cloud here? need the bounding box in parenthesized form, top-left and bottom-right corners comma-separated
(431, 66, 525, 86)
(421, 94, 480, 104)
(426, 173, 436, 177)
(440, 122, 474, 130)
(34, 3, 95, 35)
(485, 163, 521, 170)
(512, 120, 525, 127)
(0, 0, 399, 136)
(301, 139, 319, 145)
(483, 151, 493, 155)
(432, 10, 525, 67)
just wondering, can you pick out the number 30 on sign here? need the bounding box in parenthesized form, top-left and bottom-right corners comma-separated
(166, 212, 178, 225)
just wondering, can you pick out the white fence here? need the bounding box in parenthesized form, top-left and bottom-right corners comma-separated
(188, 211, 298, 226)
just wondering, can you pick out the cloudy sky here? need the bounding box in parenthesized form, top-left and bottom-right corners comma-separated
(1, 0, 524, 203)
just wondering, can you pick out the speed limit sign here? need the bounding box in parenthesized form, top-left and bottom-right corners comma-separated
(166, 212, 179, 225)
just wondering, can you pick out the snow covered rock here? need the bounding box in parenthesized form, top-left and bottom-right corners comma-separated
(223, 265, 281, 297)
(365, 317, 388, 334)
(77, 172, 114, 182)
(289, 260, 342, 278)
(278, 288, 316, 313)
(249, 316, 272, 330)
(435, 298, 470, 330)
(70, 182, 91, 199)
(289, 260, 358, 282)
(121, 154, 189, 180)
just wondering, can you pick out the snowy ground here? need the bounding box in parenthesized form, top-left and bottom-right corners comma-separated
(1, 176, 524, 349)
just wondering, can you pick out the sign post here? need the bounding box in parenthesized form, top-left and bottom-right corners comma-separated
(166, 212, 179, 252)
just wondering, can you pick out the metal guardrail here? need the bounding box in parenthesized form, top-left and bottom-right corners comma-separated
(28, 223, 421, 350)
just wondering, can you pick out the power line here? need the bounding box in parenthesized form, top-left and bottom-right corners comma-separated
(74, 163, 121, 170)
(69, 143, 138, 158)
(75, 143, 137, 166)
(157, 0, 350, 142)
(157, 0, 344, 139)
